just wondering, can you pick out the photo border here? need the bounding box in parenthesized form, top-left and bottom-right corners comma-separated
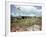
(5, 1, 44, 37)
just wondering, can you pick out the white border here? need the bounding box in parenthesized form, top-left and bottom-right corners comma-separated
(6, 2, 45, 37)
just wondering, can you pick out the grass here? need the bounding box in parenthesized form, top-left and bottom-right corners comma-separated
(11, 16, 42, 27)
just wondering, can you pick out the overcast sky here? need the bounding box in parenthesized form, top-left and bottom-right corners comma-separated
(11, 5, 42, 17)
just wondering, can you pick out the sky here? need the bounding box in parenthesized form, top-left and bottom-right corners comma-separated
(11, 5, 42, 17)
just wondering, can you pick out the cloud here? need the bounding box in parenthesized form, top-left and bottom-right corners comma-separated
(11, 5, 42, 17)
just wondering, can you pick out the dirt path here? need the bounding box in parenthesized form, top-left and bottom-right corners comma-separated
(11, 25, 41, 32)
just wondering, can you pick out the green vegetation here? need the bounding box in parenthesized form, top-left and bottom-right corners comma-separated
(11, 16, 42, 27)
